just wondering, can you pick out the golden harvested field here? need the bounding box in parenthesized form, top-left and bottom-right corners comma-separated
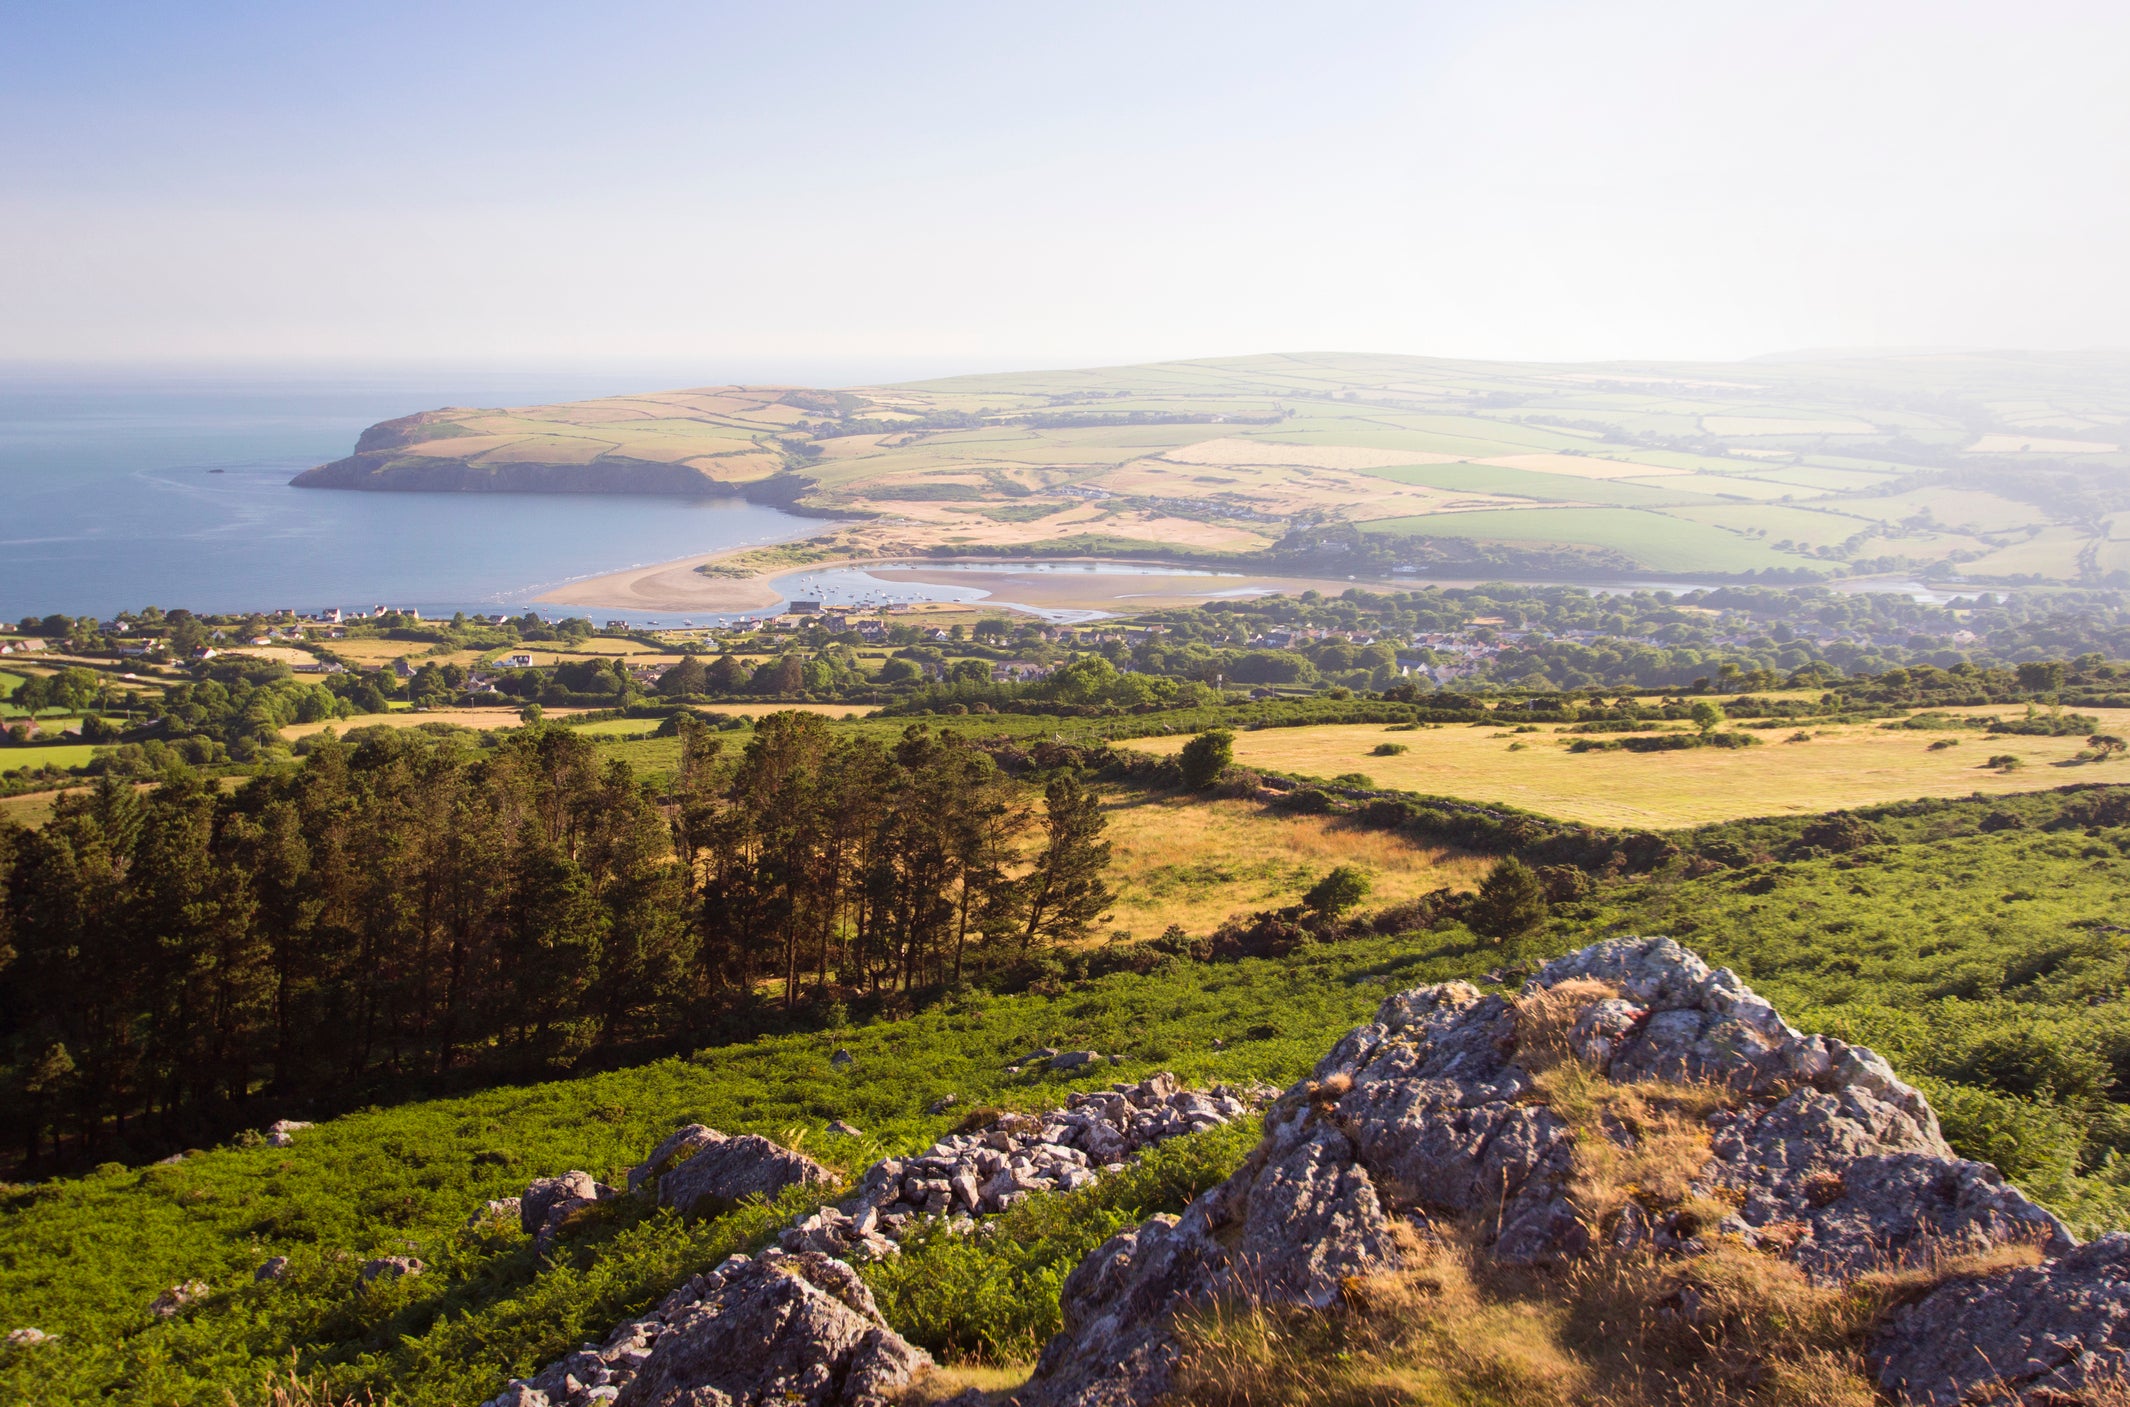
(323, 639, 453, 666)
(1096, 788, 1489, 938)
(277, 707, 594, 740)
(222, 646, 318, 666)
(1123, 709, 2130, 829)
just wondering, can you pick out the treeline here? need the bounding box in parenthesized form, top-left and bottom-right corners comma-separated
(0, 716, 1109, 1167)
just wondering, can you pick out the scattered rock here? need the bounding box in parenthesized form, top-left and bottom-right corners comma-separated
(522, 1170, 612, 1245)
(153, 1153, 186, 1167)
(254, 1256, 290, 1282)
(466, 1197, 523, 1230)
(149, 1281, 209, 1319)
(264, 1119, 314, 1148)
(657, 1132, 834, 1220)
(358, 1256, 424, 1284)
(493, 1075, 1275, 1406)
(1012, 937, 2080, 1407)
(6, 1328, 52, 1347)
(828, 1119, 864, 1137)
(1047, 1051, 1101, 1072)
(1014, 1047, 1060, 1068)
(612, 1250, 929, 1407)
(830, 1048, 855, 1069)
(925, 1095, 958, 1115)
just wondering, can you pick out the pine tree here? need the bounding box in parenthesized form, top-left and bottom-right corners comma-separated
(1467, 856, 1547, 940)
(1019, 773, 1112, 951)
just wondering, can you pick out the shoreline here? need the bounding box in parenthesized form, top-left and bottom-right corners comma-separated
(533, 543, 1977, 618)
(533, 545, 1415, 615)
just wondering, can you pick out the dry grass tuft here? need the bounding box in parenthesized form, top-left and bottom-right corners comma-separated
(900, 1360, 1033, 1404)
(234, 1371, 376, 1407)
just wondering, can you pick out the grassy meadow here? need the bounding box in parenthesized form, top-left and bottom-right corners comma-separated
(1121, 710, 2130, 828)
(0, 744, 101, 775)
(1097, 787, 1488, 937)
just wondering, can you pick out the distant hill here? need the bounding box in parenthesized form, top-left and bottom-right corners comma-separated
(293, 350, 2130, 585)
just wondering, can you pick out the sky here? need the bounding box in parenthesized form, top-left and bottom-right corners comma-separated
(3, 0, 2128, 373)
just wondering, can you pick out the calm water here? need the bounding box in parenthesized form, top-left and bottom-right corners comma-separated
(0, 371, 813, 623)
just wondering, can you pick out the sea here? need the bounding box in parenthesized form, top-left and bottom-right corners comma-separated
(0, 368, 829, 625)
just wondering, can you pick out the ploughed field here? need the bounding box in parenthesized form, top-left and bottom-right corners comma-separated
(1122, 707, 2130, 828)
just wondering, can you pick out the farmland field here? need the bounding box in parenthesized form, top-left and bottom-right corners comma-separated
(1355, 506, 1822, 574)
(1122, 709, 2130, 828)
(0, 743, 100, 774)
(1097, 788, 1488, 937)
(299, 350, 2130, 592)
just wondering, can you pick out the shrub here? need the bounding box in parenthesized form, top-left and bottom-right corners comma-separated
(1303, 866, 1372, 917)
(1467, 857, 1548, 940)
(1370, 742, 1408, 756)
(1177, 728, 1234, 789)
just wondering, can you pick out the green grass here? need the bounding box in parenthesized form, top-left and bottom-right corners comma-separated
(0, 743, 98, 774)
(1355, 506, 1828, 574)
(1352, 463, 1722, 508)
(0, 933, 1446, 1407)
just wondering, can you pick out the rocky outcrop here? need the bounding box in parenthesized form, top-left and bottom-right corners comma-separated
(265, 1119, 313, 1148)
(148, 1281, 209, 1319)
(358, 1256, 424, 1285)
(489, 1079, 1272, 1407)
(485, 1251, 929, 1407)
(821, 1075, 1268, 1256)
(1014, 937, 2089, 1407)
(523, 1171, 616, 1246)
(1875, 1233, 2130, 1406)
(656, 1133, 834, 1220)
(614, 1251, 929, 1407)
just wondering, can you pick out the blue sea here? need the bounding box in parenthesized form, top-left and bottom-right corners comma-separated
(0, 368, 817, 624)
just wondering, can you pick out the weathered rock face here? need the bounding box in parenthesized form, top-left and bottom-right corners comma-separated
(656, 1133, 835, 1220)
(820, 1075, 1270, 1257)
(613, 1251, 930, 1407)
(264, 1119, 313, 1148)
(358, 1256, 424, 1285)
(148, 1281, 209, 1319)
(1874, 1232, 2130, 1406)
(522, 1171, 615, 1246)
(1016, 937, 2084, 1407)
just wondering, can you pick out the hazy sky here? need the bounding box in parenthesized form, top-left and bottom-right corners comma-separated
(4, 1, 2127, 370)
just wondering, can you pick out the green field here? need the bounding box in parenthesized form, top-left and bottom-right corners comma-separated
(1354, 462, 1722, 508)
(1355, 506, 1824, 574)
(0, 743, 98, 774)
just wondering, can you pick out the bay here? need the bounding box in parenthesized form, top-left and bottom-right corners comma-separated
(0, 369, 814, 623)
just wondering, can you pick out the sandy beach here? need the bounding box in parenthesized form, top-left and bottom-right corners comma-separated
(535, 554, 784, 612)
(536, 549, 1412, 615)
